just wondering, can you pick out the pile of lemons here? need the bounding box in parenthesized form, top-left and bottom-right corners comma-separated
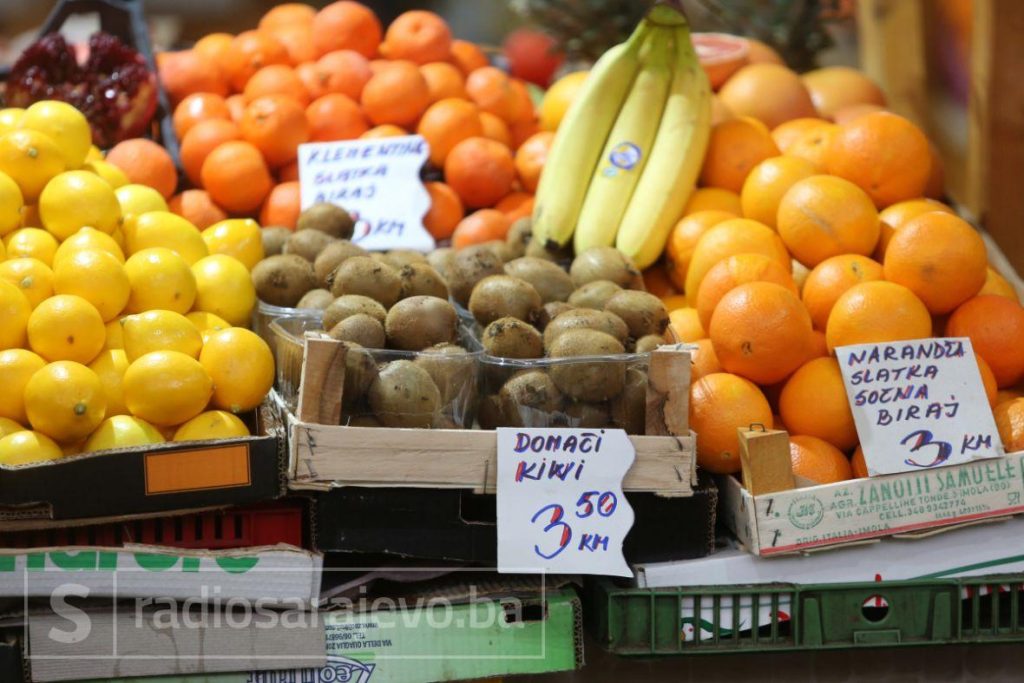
(0, 100, 273, 464)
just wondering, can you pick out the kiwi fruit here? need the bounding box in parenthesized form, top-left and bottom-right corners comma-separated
(336, 342, 378, 409)
(252, 254, 318, 307)
(296, 202, 355, 239)
(499, 370, 563, 427)
(283, 229, 337, 262)
(447, 245, 504, 306)
(547, 329, 626, 401)
(399, 263, 449, 299)
(605, 290, 670, 338)
(385, 295, 458, 350)
(328, 313, 386, 348)
(538, 301, 575, 330)
(380, 249, 427, 270)
(261, 227, 291, 256)
(323, 294, 387, 331)
(481, 316, 543, 359)
(568, 279, 622, 310)
(505, 218, 532, 259)
(477, 394, 506, 430)
(480, 240, 515, 264)
(415, 343, 476, 414)
(426, 247, 455, 279)
(329, 256, 402, 308)
(468, 275, 542, 326)
(296, 288, 334, 310)
(570, 246, 641, 288)
(611, 367, 648, 434)
(635, 334, 664, 354)
(525, 239, 572, 262)
(543, 308, 629, 350)
(503, 257, 574, 303)
(368, 360, 441, 428)
(564, 401, 611, 429)
(314, 240, 368, 288)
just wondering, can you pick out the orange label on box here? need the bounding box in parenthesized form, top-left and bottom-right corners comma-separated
(144, 444, 252, 495)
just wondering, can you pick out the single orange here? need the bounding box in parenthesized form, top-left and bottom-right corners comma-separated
(180, 118, 241, 187)
(784, 122, 840, 168)
(801, 254, 884, 330)
(979, 267, 1020, 302)
(193, 33, 234, 74)
(306, 93, 369, 142)
(790, 435, 852, 484)
(172, 93, 230, 140)
(699, 116, 780, 193)
(801, 66, 886, 120)
(514, 131, 553, 193)
(267, 23, 316, 66)
(696, 252, 798, 330)
(947, 295, 1024, 388)
(684, 217, 790, 297)
(259, 182, 301, 230)
(105, 139, 177, 200)
(825, 281, 932, 351)
(665, 210, 737, 290)
(157, 49, 228, 104)
(444, 136, 516, 209)
(416, 98, 485, 167)
(717, 63, 817, 129)
(450, 39, 489, 75)
(423, 181, 463, 241)
(226, 94, 247, 123)
(976, 353, 999, 407)
(259, 3, 316, 31)
(243, 64, 310, 105)
(683, 188, 742, 215)
(776, 175, 880, 267)
(689, 372, 773, 474)
(667, 307, 705, 343)
(780, 357, 858, 450)
(479, 112, 512, 148)
(466, 67, 524, 124)
(739, 155, 819, 229)
(311, 1, 382, 58)
(361, 60, 431, 127)
(995, 398, 1024, 452)
(240, 95, 310, 168)
(451, 209, 511, 249)
(168, 190, 228, 230)
(223, 31, 289, 92)
(875, 198, 954, 260)
(770, 117, 833, 152)
(851, 445, 868, 478)
(421, 62, 467, 102)
(690, 338, 722, 381)
(303, 50, 373, 101)
(382, 10, 452, 64)
(494, 191, 533, 216)
(200, 141, 273, 214)
(361, 125, 408, 139)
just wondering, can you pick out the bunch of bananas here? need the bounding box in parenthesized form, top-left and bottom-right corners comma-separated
(531, 2, 712, 269)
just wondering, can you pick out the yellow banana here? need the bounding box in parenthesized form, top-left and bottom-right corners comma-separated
(573, 31, 675, 254)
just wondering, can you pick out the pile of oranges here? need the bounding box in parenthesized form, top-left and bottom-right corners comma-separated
(157, 0, 549, 247)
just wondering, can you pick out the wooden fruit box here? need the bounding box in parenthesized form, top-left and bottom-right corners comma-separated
(286, 334, 697, 498)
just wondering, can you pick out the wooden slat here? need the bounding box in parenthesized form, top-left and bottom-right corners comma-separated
(296, 334, 345, 425)
(645, 348, 690, 437)
(857, 0, 930, 126)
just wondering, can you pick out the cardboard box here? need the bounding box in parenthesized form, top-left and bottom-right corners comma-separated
(720, 451, 1024, 556)
(0, 401, 287, 527)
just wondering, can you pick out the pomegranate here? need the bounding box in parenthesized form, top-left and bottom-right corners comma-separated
(6, 32, 158, 148)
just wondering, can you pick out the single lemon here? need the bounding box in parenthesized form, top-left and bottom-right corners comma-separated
(104, 319, 125, 350)
(0, 348, 44, 424)
(110, 227, 126, 250)
(0, 279, 30, 350)
(199, 328, 274, 413)
(84, 415, 164, 452)
(123, 350, 213, 426)
(0, 170, 23, 236)
(201, 219, 264, 270)
(122, 310, 203, 361)
(87, 348, 130, 416)
(540, 70, 589, 132)
(22, 101, 92, 169)
(0, 108, 24, 137)
(20, 203, 41, 228)
(186, 311, 231, 335)
(83, 159, 129, 188)
(0, 257, 53, 308)
(0, 430, 63, 465)
(115, 183, 168, 222)
(191, 255, 256, 327)
(52, 249, 130, 321)
(27, 294, 106, 364)
(39, 170, 121, 240)
(124, 248, 197, 314)
(0, 417, 23, 439)
(3, 227, 58, 265)
(0, 129, 66, 202)
(124, 211, 208, 264)
(85, 145, 103, 162)
(173, 410, 250, 441)
(53, 227, 126, 266)
(25, 360, 107, 443)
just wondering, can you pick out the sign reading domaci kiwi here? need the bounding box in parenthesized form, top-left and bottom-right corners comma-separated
(497, 427, 635, 576)
(297, 135, 434, 252)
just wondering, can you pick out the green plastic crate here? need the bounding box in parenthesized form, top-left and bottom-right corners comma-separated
(586, 574, 1024, 655)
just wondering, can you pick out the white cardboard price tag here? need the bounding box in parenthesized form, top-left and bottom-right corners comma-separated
(496, 427, 635, 577)
(297, 135, 434, 252)
(835, 337, 1004, 476)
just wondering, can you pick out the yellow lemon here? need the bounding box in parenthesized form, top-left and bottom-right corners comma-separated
(199, 328, 274, 413)
(0, 129, 65, 202)
(22, 101, 91, 169)
(186, 311, 231, 335)
(87, 349, 129, 416)
(39, 170, 121, 240)
(0, 170, 23, 236)
(104, 319, 125, 350)
(20, 203, 41, 228)
(124, 211, 208, 264)
(110, 227, 126, 250)
(0, 348, 45, 424)
(53, 227, 126, 266)
(84, 415, 164, 452)
(115, 183, 168, 221)
(52, 249, 130, 321)
(3, 227, 58, 265)
(0, 257, 53, 308)
(0, 108, 25, 137)
(83, 159, 129, 188)
(0, 417, 23, 439)
(124, 248, 197, 314)
(173, 410, 250, 441)
(123, 351, 213, 426)
(122, 310, 203, 361)
(24, 360, 107, 443)
(0, 430, 63, 465)
(0, 279, 30, 350)
(191, 255, 256, 327)
(540, 70, 589, 132)
(27, 294, 106, 364)
(85, 145, 103, 162)
(200, 219, 264, 270)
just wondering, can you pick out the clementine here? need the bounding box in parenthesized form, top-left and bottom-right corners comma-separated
(361, 60, 430, 127)
(311, 1, 382, 58)
(306, 93, 369, 141)
(451, 209, 510, 249)
(416, 98, 484, 166)
(423, 181, 463, 240)
(444, 137, 516, 209)
(240, 95, 310, 168)
(200, 141, 272, 214)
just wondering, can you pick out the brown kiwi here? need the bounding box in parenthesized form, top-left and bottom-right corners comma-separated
(379, 249, 427, 270)
(503, 257, 574, 303)
(329, 256, 402, 308)
(547, 328, 626, 401)
(336, 342, 378, 409)
(251, 254, 318, 307)
(385, 295, 458, 350)
(468, 275, 542, 326)
(447, 244, 504, 306)
(610, 367, 647, 434)
(499, 370, 562, 427)
(261, 227, 291, 256)
(328, 313, 386, 348)
(314, 240, 368, 288)
(525, 238, 572, 262)
(482, 316, 543, 358)
(604, 290, 670, 338)
(567, 279, 622, 310)
(505, 217, 532, 259)
(635, 334, 664, 354)
(480, 239, 515, 264)
(368, 360, 441, 428)
(477, 394, 506, 430)
(426, 247, 455, 279)
(415, 343, 476, 413)
(296, 202, 355, 239)
(283, 229, 337, 262)
(322, 295, 387, 331)
(399, 263, 449, 299)
(543, 308, 629, 350)
(537, 301, 575, 331)
(296, 288, 334, 310)
(563, 400, 611, 428)
(569, 246, 641, 288)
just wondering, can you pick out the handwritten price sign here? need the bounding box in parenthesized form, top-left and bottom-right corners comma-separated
(496, 428, 635, 577)
(836, 337, 1004, 476)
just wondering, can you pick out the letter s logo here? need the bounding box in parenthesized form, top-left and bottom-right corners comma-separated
(48, 583, 91, 644)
